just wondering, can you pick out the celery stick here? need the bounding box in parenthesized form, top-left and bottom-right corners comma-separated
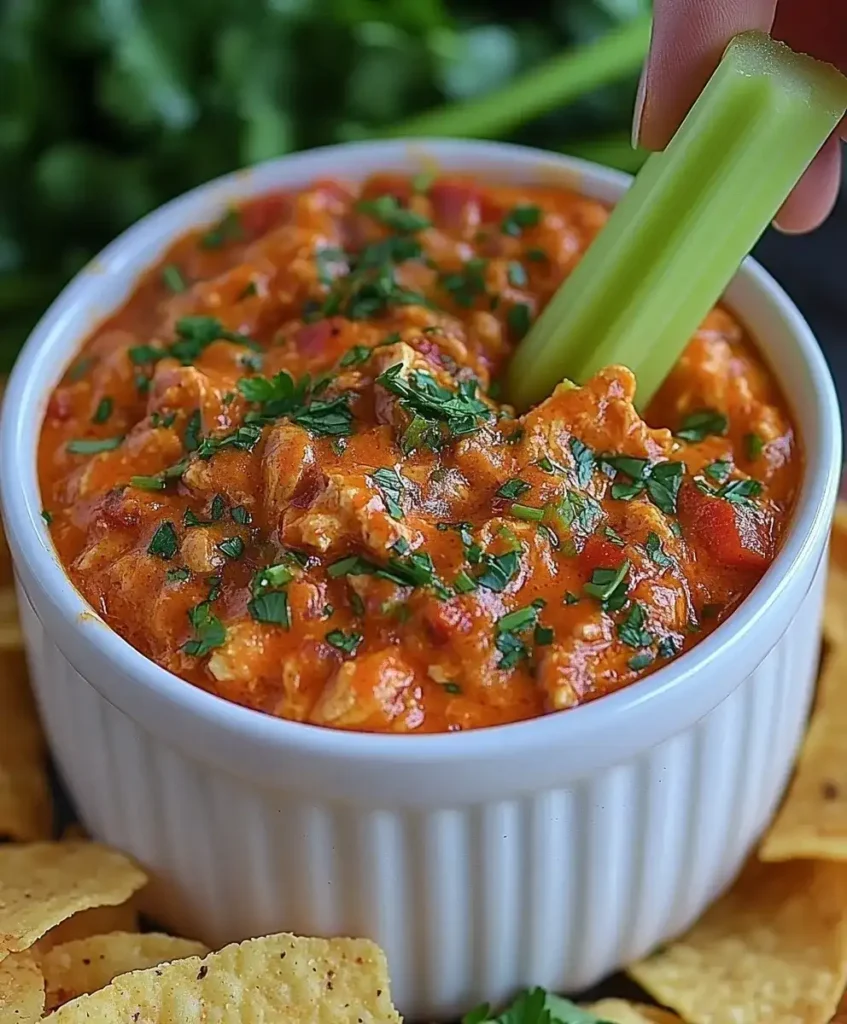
(506, 31, 847, 412)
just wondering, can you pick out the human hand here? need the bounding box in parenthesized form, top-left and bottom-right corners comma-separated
(634, 0, 847, 232)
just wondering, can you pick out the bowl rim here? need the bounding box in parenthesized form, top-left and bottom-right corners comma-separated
(1, 137, 841, 765)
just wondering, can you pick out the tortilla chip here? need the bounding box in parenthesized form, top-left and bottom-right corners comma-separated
(0, 590, 22, 652)
(0, 842, 146, 959)
(628, 858, 847, 1024)
(42, 932, 208, 1011)
(759, 650, 847, 861)
(49, 933, 401, 1023)
(35, 900, 139, 956)
(0, 650, 51, 841)
(0, 951, 44, 1024)
(586, 1000, 681, 1024)
(826, 503, 847, 647)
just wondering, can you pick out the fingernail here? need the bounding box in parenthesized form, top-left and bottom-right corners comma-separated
(631, 60, 650, 149)
(771, 218, 807, 236)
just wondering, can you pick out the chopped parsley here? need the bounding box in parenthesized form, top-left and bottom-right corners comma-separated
(507, 302, 532, 340)
(217, 537, 244, 560)
(603, 525, 625, 547)
(569, 438, 595, 488)
(716, 477, 763, 504)
(657, 635, 682, 659)
(162, 264, 187, 293)
(325, 629, 364, 656)
(476, 550, 521, 592)
(129, 316, 260, 371)
(745, 432, 764, 461)
(497, 478, 530, 501)
(339, 345, 371, 368)
(200, 208, 243, 249)
(231, 506, 252, 525)
(92, 397, 113, 424)
(441, 681, 462, 695)
(376, 364, 491, 447)
(583, 560, 630, 611)
(356, 195, 431, 234)
(184, 409, 202, 452)
(237, 369, 353, 439)
(441, 258, 487, 308)
(676, 409, 728, 443)
(248, 591, 290, 627)
(67, 357, 94, 382)
(507, 261, 528, 288)
(130, 459, 188, 492)
(183, 603, 227, 656)
(196, 423, 264, 460)
(151, 411, 177, 429)
(41, 509, 53, 525)
(328, 551, 449, 598)
(166, 566, 190, 583)
(494, 602, 546, 668)
(454, 570, 477, 594)
(645, 531, 673, 567)
(628, 651, 654, 671)
(617, 602, 653, 648)
(147, 521, 179, 560)
(534, 624, 555, 646)
(501, 204, 541, 237)
(370, 467, 406, 520)
(563, 591, 580, 605)
(511, 503, 544, 522)
(603, 454, 684, 515)
(66, 436, 123, 455)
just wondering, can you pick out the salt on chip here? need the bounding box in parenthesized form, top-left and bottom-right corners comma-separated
(628, 857, 847, 1024)
(43, 931, 208, 1011)
(0, 951, 44, 1024)
(0, 650, 51, 841)
(586, 1000, 681, 1023)
(759, 649, 847, 861)
(49, 932, 401, 1024)
(0, 842, 146, 959)
(825, 502, 847, 646)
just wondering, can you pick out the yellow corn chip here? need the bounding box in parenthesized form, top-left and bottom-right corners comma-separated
(825, 503, 847, 647)
(0, 842, 146, 959)
(0, 951, 44, 1024)
(43, 931, 208, 1011)
(628, 857, 847, 1024)
(0, 650, 51, 841)
(49, 933, 401, 1024)
(0, 590, 22, 652)
(35, 900, 139, 956)
(759, 650, 847, 861)
(586, 1000, 681, 1023)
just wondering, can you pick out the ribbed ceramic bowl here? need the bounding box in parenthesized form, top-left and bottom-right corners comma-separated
(0, 140, 841, 1020)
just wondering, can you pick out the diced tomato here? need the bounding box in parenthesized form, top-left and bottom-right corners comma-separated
(239, 193, 289, 237)
(429, 183, 481, 229)
(46, 390, 74, 422)
(578, 534, 624, 577)
(679, 483, 771, 569)
(293, 319, 334, 358)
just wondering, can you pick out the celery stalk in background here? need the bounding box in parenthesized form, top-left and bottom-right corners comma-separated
(506, 32, 847, 413)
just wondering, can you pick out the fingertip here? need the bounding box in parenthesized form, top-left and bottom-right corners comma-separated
(772, 137, 842, 235)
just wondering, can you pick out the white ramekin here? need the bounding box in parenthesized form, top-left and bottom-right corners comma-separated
(0, 140, 841, 1020)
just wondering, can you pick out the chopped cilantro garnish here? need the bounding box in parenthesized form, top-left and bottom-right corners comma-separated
(340, 345, 371, 368)
(603, 525, 625, 546)
(253, 564, 295, 591)
(617, 602, 653, 648)
(67, 357, 94, 382)
(628, 651, 654, 671)
(507, 302, 532, 340)
(218, 537, 244, 560)
(501, 204, 541, 237)
(184, 409, 202, 452)
(645, 532, 673, 567)
(676, 409, 728, 443)
(476, 550, 521, 592)
(237, 369, 352, 438)
(183, 602, 227, 656)
(325, 629, 363, 656)
(534, 623, 555, 646)
(441, 681, 462, 694)
(745, 432, 764, 461)
(327, 551, 449, 598)
(370, 467, 406, 520)
(248, 591, 290, 627)
(511, 503, 544, 522)
(441, 258, 487, 308)
(41, 509, 53, 525)
(162, 264, 187, 293)
(67, 436, 123, 455)
(196, 423, 264, 460)
(583, 560, 630, 611)
(390, 537, 410, 556)
(563, 591, 580, 605)
(569, 438, 595, 489)
(239, 281, 258, 300)
(494, 603, 542, 668)
(147, 521, 179, 560)
(200, 209, 243, 249)
(507, 261, 528, 288)
(151, 411, 177, 429)
(704, 458, 731, 484)
(497, 478, 530, 500)
(166, 566, 190, 582)
(717, 477, 763, 504)
(130, 475, 166, 491)
(657, 635, 682, 659)
(356, 195, 431, 233)
(92, 397, 113, 424)
(454, 570, 477, 594)
(525, 247, 548, 263)
(646, 461, 684, 515)
(231, 506, 252, 525)
(376, 363, 491, 444)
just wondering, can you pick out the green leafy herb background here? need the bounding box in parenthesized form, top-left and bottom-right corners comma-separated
(0, 0, 652, 368)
